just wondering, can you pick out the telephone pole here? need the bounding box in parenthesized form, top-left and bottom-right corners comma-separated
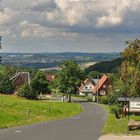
(96, 74, 99, 103)
(124, 61, 128, 117)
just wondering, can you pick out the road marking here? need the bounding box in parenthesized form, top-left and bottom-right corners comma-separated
(14, 130, 22, 133)
(71, 117, 81, 119)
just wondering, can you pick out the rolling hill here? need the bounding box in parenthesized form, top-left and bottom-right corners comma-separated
(85, 57, 123, 73)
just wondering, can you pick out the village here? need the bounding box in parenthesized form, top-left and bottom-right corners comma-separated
(0, 38, 140, 140)
(0, 0, 140, 140)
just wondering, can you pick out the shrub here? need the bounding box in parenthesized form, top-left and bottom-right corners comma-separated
(31, 71, 51, 94)
(98, 96, 108, 104)
(17, 84, 38, 100)
(0, 74, 14, 94)
(110, 105, 118, 114)
(108, 93, 117, 106)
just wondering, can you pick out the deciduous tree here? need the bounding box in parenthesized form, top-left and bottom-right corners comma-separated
(55, 60, 85, 102)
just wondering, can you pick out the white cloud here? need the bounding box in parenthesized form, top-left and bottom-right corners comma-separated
(0, 0, 140, 52)
(0, 8, 21, 25)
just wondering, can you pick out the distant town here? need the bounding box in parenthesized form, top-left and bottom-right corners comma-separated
(0, 52, 120, 69)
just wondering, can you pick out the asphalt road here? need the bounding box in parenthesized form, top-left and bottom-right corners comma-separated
(0, 103, 107, 140)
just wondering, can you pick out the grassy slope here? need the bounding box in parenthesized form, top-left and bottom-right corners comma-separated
(0, 95, 82, 128)
(85, 57, 123, 73)
(0, 64, 5, 73)
(101, 105, 128, 135)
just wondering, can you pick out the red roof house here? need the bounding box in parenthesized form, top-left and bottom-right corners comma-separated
(46, 74, 55, 82)
(93, 75, 110, 96)
(79, 74, 110, 97)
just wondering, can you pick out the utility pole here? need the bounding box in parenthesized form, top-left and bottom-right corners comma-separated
(124, 61, 128, 117)
(96, 74, 99, 103)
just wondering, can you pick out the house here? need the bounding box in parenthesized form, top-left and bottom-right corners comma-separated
(79, 74, 110, 97)
(10, 72, 30, 90)
(79, 78, 96, 97)
(46, 74, 55, 82)
(94, 74, 110, 96)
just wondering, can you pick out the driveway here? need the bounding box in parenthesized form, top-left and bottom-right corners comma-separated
(0, 103, 107, 140)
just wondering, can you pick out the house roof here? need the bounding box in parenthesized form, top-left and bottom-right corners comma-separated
(79, 78, 96, 91)
(47, 74, 55, 82)
(93, 79, 98, 85)
(79, 74, 109, 93)
(10, 72, 30, 84)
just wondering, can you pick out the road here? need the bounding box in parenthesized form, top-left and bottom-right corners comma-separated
(0, 103, 107, 140)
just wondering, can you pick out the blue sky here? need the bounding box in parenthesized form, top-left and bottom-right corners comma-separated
(0, 0, 140, 53)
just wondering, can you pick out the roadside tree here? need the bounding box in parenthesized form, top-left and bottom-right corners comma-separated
(55, 60, 85, 102)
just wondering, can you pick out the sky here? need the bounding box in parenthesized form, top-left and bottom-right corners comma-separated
(0, 0, 140, 53)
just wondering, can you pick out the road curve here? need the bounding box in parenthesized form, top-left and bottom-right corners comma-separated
(0, 103, 107, 140)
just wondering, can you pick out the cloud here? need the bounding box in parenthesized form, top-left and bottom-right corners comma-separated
(0, 8, 21, 25)
(0, 0, 140, 39)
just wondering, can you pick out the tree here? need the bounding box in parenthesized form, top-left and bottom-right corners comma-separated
(88, 71, 101, 79)
(130, 70, 140, 97)
(31, 71, 51, 95)
(0, 73, 14, 94)
(18, 71, 51, 100)
(4, 65, 17, 76)
(55, 60, 85, 102)
(120, 38, 140, 97)
(122, 39, 140, 68)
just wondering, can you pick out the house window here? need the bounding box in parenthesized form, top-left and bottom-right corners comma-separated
(103, 85, 106, 88)
(100, 91, 106, 95)
(85, 86, 88, 89)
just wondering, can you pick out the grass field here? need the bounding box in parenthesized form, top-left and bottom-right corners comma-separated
(0, 94, 82, 128)
(101, 104, 140, 135)
(101, 105, 128, 135)
(0, 64, 5, 74)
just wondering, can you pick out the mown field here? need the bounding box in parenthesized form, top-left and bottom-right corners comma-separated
(101, 105, 128, 135)
(0, 94, 82, 128)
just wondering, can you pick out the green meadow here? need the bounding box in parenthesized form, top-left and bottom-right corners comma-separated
(102, 105, 128, 135)
(0, 94, 82, 128)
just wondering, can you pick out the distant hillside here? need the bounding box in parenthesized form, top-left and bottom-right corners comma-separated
(85, 57, 123, 73)
(0, 52, 120, 69)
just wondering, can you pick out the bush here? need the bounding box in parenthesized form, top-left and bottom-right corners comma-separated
(108, 93, 117, 106)
(31, 71, 51, 94)
(98, 96, 108, 104)
(0, 74, 14, 94)
(17, 84, 38, 100)
(17, 71, 51, 100)
(110, 105, 118, 114)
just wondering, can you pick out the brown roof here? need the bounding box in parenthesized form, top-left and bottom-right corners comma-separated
(10, 72, 30, 84)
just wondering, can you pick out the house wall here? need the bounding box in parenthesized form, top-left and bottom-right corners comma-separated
(79, 81, 95, 97)
(80, 81, 95, 93)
